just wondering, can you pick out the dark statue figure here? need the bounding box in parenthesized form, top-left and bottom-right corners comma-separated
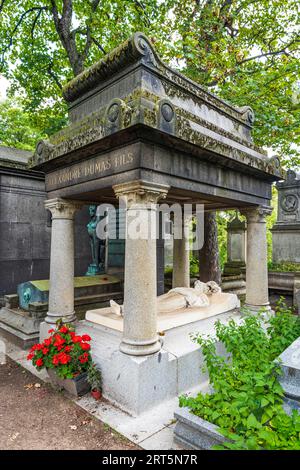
(86, 205, 106, 276)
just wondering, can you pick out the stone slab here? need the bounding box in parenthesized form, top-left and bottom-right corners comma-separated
(86, 292, 240, 332)
(78, 308, 241, 416)
(18, 274, 121, 310)
(139, 425, 177, 450)
(174, 407, 228, 450)
(279, 337, 300, 401)
(272, 231, 300, 264)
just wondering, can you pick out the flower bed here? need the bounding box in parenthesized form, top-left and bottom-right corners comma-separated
(178, 302, 300, 450)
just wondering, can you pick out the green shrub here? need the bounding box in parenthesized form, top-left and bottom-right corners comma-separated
(179, 303, 300, 449)
(268, 262, 300, 272)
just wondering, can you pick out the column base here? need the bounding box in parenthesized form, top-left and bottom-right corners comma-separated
(45, 311, 77, 325)
(39, 314, 77, 342)
(119, 338, 162, 356)
(243, 303, 274, 316)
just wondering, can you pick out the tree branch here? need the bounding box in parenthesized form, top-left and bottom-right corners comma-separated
(31, 8, 44, 41)
(46, 60, 63, 89)
(132, 0, 151, 27)
(80, 0, 101, 64)
(237, 38, 300, 65)
(91, 37, 106, 55)
(1, 7, 48, 62)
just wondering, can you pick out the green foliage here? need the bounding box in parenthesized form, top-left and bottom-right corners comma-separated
(268, 262, 300, 273)
(0, 1, 299, 163)
(0, 98, 45, 150)
(87, 363, 102, 391)
(190, 253, 199, 277)
(179, 303, 300, 449)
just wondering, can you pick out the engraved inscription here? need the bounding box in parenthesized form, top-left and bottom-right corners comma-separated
(46, 150, 135, 190)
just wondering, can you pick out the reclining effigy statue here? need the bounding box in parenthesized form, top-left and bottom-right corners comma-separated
(110, 280, 222, 316)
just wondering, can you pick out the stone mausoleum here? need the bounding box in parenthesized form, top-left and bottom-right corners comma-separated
(30, 33, 283, 415)
(272, 169, 300, 264)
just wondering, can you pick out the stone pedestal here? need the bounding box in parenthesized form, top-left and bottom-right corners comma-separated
(223, 213, 246, 276)
(172, 215, 190, 288)
(113, 181, 169, 356)
(40, 199, 83, 339)
(241, 206, 272, 313)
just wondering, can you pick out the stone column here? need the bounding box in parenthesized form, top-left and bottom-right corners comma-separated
(172, 214, 190, 288)
(113, 181, 169, 356)
(44, 198, 83, 327)
(241, 205, 272, 313)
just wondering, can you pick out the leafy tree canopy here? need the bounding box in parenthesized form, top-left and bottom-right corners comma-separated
(0, 98, 45, 149)
(0, 0, 299, 165)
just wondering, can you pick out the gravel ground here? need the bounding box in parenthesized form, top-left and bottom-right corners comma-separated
(0, 357, 139, 450)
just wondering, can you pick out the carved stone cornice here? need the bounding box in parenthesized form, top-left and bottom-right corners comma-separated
(44, 198, 84, 220)
(29, 32, 284, 183)
(62, 33, 162, 103)
(113, 180, 169, 208)
(240, 205, 273, 223)
(62, 32, 254, 128)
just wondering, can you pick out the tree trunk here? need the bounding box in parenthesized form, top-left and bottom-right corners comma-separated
(198, 211, 221, 285)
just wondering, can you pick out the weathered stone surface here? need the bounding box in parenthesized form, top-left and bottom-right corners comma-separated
(0, 145, 32, 169)
(30, 33, 283, 198)
(293, 275, 300, 315)
(279, 337, 300, 410)
(172, 215, 190, 288)
(42, 198, 84, 329)
(174, 407, 228, 450)
(113, 181, 169, 356)
(0, 148, 92, 300)
(223, 214, 246, 276)
(17, 275, 121, 310)
(79, 309, 241, 415)
(272, 170, 300, 263)
(222, 274, 246, 298)
(241, 206, 272, 313)
(0, 306, 43, 348)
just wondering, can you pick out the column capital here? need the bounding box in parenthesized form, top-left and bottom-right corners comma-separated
(240, 205, 273, 223)
(44, 198, 84, 220)
(113, 180, 169, 208)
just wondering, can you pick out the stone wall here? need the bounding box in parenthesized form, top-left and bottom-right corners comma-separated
(0, 146, 90, 302)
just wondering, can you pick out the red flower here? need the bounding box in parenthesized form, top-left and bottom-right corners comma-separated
(64, 346, 72, 353)
(52, 355, 59, 365)
(31, 343, 43, 351)
(69, 331, 75, 338)
(80, 342, 90, 351)
(27, 353, 34, 360)
(53, 335, 65, 347)
(36, 358, 43, 367)
(43, 338, 52, 346)
(78, 352, 89, 364)
(82, 334, 91, 342)
(48, 329, 55, 334)
(42, 347, 49, 355)
(72, 335, 82, 343)
(59, 326, 69, 334)
(58, 352, 71, 364)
